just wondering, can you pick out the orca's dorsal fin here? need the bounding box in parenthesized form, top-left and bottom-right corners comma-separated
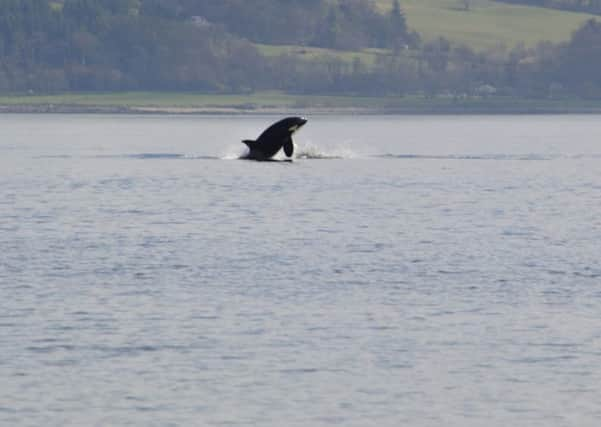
(283, 136, 294, 157)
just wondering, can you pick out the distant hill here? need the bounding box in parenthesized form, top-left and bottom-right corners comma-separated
(1, 0, 601, 99)
(164, 0, 597, 51)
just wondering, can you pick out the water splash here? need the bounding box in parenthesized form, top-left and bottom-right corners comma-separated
(224, 141, 358, 161)
(294, 142, 357, 160)
(222, 145, 248, 160)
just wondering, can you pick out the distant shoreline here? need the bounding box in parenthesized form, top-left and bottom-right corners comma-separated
(2, 92, 601, 115)
(2, 105, 601, 115)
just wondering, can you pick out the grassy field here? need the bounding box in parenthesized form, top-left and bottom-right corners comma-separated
(374, 0, 596, 50)
(0, 92, 297, 108)
(255, 44, 388, 66)
(0, 91, 398, 110)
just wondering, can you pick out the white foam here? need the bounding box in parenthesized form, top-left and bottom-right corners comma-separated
(221, 145, 248, 160)
(294, 142, 357, 160)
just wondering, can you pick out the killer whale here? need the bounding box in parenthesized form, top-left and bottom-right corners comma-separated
(242, 116, 307, 160)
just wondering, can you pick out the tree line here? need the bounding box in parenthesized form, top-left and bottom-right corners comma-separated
(1, 0, 601, 99)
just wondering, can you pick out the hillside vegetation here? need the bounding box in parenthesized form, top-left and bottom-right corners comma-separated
(1, 0, 601, 102)
(374, 0, 596, 49)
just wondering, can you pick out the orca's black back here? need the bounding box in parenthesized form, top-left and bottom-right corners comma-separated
(251, 118, 291, 157)
(257, 117, 297, 141)
(243, 117, 306, 160)
(254, 117, 301, 158)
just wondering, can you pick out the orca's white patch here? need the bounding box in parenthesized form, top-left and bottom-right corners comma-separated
(289, 125, 299, 133)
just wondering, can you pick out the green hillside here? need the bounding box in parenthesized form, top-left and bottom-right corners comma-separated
(256, 0, 598, 67)
(375, 0, 597, 50)
(1, 0, 601, 100)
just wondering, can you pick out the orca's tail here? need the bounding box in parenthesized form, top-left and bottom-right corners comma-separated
(241, 140, 263, 160)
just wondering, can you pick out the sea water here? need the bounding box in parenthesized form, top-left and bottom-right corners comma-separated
(1, 114, 600, 426)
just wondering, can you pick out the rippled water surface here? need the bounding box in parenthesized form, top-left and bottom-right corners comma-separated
(1, 114, 601, 426)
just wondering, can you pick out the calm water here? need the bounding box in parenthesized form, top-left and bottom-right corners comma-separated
(1, 114, 600, 426)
